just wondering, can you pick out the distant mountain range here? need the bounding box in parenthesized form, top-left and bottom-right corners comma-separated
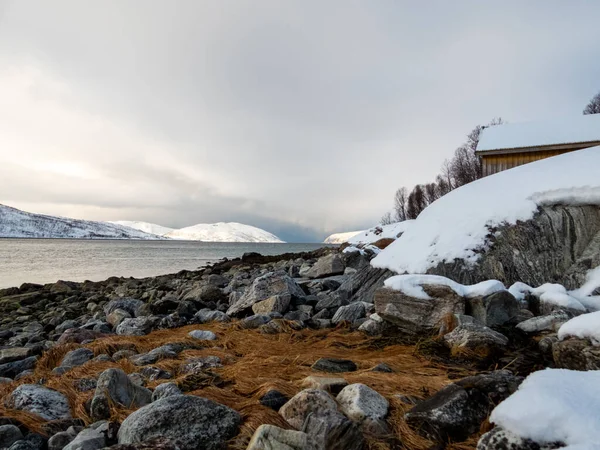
(0, 204, 284, 242)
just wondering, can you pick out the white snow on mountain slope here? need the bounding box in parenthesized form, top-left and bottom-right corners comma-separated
(109, 221, 174, 236)
(324, 231, 365, 244)
(489, 369, 600, 449)
(372, 146, 600, 274)
(165, 222, 284, 243)
(477, 114, 600, 151)
(0, 204, 164, 240)
(348, 221, 414, 245)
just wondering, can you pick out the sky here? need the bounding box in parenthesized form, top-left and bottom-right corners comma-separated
(0, 1, 599, 242)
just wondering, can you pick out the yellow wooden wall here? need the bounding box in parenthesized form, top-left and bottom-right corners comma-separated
(481, 149, 573, 176)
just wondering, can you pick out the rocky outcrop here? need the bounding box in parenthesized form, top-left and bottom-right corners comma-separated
(374, 285, 465, 337)
(429, 205, 600, 289)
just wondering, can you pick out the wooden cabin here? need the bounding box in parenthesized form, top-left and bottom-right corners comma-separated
(476, 115, 600, 176)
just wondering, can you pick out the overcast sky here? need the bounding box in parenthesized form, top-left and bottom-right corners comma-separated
(1, 1, 599, 242)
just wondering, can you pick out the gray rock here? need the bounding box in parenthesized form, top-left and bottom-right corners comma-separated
(374, 285, 465, 337)
(56, 320, 79, 333)
(336, 383, 389, 423)
(188, 330, 217, 341)
(104, 298, 145, 318)
(7, 441, 37, 450)
(61, 348, 94, 368)
(48, 431, 76, 450)
(552, 337, 600, 370)
(116, 317, 159, 336)
(0, 348, 32, 365)
(63, 428, 105, 450)
(7, 384, 71, 421)
(139, 367, 172, 381)
(179, 356, 222, 375)
(283, 310, 311, 322)
(371, 363, 393, 373)
(259, 390, 288, 411)
(312, 358, 357, 373)
(279, 389, 338, 429)
(443, 323, 509, 352)
(251, 295, 291, 315)
(332, 302, 366, 325)
(304, 254, 345, 279)
(240, 314, 272, 329)
(302, 409, 364, 450)
(516, 310, 572, 333)
(301, 376, 348, 395)
(58, 328, 104, 344)
(337, 265, 393, 304)
(106, 309, 132, 328)
(193, 309, 229, 324)
(477, 426, 562, 450)
(315, 292, 348, 312)
(117, 395, 241, 450)
(247, 425, 318, 450)
(226, 271, 304, 317)
(0, 356, 37, 379)
(358, 314, 387, 336)
(405, 371, 522, 442)
(152, 382, 182, 401)
(466, 291, 521, 327)
(74, 378, 97, 392)
(112, 350, 137, 361)
(90, 368, 152, 421)
(0, 425, 23, 448)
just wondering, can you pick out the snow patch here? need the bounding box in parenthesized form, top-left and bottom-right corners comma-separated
(558, 311, 600, 344)
(372, 146, 600, 274)
(108, 221, 174, 236)
(384, 274, 506, 300)
(490, 368, 600, 449)
(348, 221, 414, 245)
(165, 222, 284, 243)
(324, 231, 365, 244)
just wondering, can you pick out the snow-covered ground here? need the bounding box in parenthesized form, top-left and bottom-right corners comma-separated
(108, 221, 174, 236)
(165, 222, 284, 243)
(372, 146, 600, 274)
(0, 204, 163, 240)
(384, 274, 505, 300)
(489, 369, 600, 449)
(348, 221, 414, 245)
(324, 230, 365, 244)
(477, 114, 600, 151)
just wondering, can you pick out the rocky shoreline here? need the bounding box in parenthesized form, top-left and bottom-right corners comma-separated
(0, 243, 595, 449)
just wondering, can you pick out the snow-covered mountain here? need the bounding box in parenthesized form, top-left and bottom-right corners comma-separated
(0, 204, 164, 240)
(324, 231, 365, 244)
(108, 221, 174, 236)
(165, 222, 285, 243)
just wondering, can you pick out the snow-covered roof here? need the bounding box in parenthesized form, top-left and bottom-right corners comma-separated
(477, 114, 600, 152)
(371, 146, 600, 274)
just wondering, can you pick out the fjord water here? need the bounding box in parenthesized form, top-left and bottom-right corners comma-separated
(0, 239, 330, 289)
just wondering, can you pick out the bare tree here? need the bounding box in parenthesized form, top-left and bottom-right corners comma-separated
(393, 187, 408, 222)
(424, 182, 439, 205)
(406, 184, 427, 219)
(435, 174, 451, 197)
(584, 91, 600, 115)
(380, 211, 393, 225)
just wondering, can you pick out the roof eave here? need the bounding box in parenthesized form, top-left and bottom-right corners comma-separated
(475, 140, 600, 156)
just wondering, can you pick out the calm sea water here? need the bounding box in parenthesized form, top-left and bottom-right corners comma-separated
(0, 239, 332, 289)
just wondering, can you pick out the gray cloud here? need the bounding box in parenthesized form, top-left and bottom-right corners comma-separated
(1, 0, 600, 241)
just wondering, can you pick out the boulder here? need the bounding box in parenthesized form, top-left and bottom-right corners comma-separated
(338, 265, 393, 304)
(0, 356, 37, 379)
(247, 424, 318, 450)
(304, 254, 346, 279)
(90, 368, 152, 421)
(336, 383, 389, 423)
(331, 302, 366, 325)
(179, 356, 222, 375)
(117, 395, 240, 450)
(58, 328, 104, 344)
(116, 317, 159, 336)
(477, 427, 559, 450)
(301, 376, 348, 395)
(48, 431, 76, 450)
(315, 292, 348, 312)
(552, 338, 600, 370)
(466, 291, 521, 327)
(226, 272, 304, 317)
(188, 330, 217, 341)
(259, 390, 288, 411)
(516, 310, 572, 334)
(302, 410, 364, 450)
(251, 295, 291, 315)
(63, 428, 105, 450)
(0, 425, 23, 448)
(405, 371, 522, 442)
(0, 348, 32, 365)
(279, 389, 338, 430)
(374, 285, 465, 337)
(151, 382, 182, 402)
(139, 367, 172, 381)
(7, 384, 71, 421)
(443, 323, 509, 353)
(240, 314, 272, 329)
(106, 309, 132, 328)
(104, 298, 145, 318)
(312, 358, 357, 373)
(60, 348, 94, 368)
(194, 309, 229, 324)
